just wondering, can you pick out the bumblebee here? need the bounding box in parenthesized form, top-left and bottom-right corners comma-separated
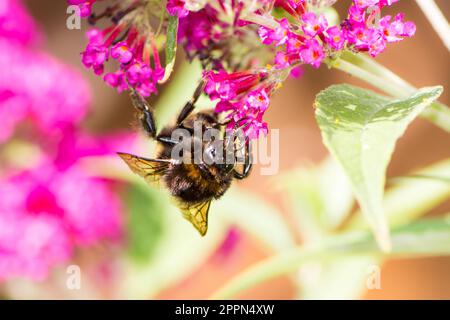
(118, 82, 252, 236)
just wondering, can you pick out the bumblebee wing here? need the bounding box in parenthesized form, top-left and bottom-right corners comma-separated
(177, 200, 212, 236)
(118, 152, 170, 185)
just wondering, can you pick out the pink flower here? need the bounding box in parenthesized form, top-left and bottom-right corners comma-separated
(325, 26, 345, 50)
(302, 12, 328, 37)
(379, 0, 400, 8)
(274, 51, 292, 69)
(204, 70, 266, 101)
(353, 0, 379, 9)
(67, 0, 97, 18)
(0, 0, 40, 44)
(167, 0, 189, 17)
(235, 112, 269, 139)
(289, 66, 304, 79)
(0, 210, 71, 281)
(81, 30, 108, 75)
(104, 70, 128, 93)
(299, 39, 325, 68)
(68, 1, 168, 97)
(0, 40, 90, 142)
(0, 1, 130, 282)
(353, 0, 399, 9)
(178, 7, 218, 55)
(343, 1, 415, 56)
(126, 60, 157, 97)
(0, 123, 133, 281)
(347, 5, 366, 23)
(258, 18, 291, 46)
(214, 227, 241, 260)
(286, 35, 303, 54)
(275, 0, 306, 17)
(246, 88, 270, 113)
(367, 32, 386, 56)
(204, 69, 274, 139)
(379, 13, 416, 43)
(53, 129, 138, 170)
(0, 163, 122, 281)
(111, 42, 133, 64)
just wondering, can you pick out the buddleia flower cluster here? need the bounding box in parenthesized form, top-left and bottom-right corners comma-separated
(70, 0, 415, 138)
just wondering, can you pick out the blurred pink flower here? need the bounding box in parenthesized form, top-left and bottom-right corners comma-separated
(0, 163, 122, 281)
(0, 39, 90, 143)
(54, 130, 138, 170)
(0, 0, 40, 44)
(215, 226, 241, 259)
(0, 0, 129, 281)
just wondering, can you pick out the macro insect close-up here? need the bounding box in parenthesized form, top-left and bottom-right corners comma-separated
(119, 82, 253, 235)
(0, 0, 449, 305)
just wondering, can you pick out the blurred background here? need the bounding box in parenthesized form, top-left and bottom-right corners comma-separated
(0, 0, 448, 299)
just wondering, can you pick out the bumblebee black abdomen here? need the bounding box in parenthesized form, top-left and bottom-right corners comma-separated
(164, 163, 232, 204)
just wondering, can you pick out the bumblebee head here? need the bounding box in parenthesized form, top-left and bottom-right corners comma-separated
(203, 140, 235, 175)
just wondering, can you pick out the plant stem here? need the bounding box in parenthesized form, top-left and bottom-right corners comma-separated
(415, 0, 450, 51)
(330, 52, 450, 132)
(242, 12, 279, 29)
(341, 52, 414, 94)
(211, 217, 450, 299)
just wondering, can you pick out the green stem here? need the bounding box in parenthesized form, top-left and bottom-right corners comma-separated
(340, 51, 414, 93)
(242, 12, 279, 29)
(331, 52, 450, 132)
(211, 217, 450, 299)
(415, 0, 450, 51)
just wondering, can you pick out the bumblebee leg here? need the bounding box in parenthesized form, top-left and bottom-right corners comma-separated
(156, 135, 179, 145)
(157, 81, 204, 146)
(129, 88, 157, 138)
(234, 162, 252, 179)
(233, 140, 252, 180)
(176, 80, 205, 125)
(176, 101, 196, 125)
(217, 119, 232, 126)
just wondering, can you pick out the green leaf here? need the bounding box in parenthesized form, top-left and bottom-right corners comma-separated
(336, 51, 450, 133)
(211, 215, 450, 299)
(126, 185, 166, 263)
(348, 158, 450, 230)
(315, 84, 443, 251)
(159, 14, 178, 83)
(298, 159, 450, 299)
